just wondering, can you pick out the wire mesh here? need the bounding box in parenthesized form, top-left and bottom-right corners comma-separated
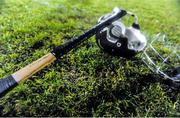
(141, 33, 180, 82)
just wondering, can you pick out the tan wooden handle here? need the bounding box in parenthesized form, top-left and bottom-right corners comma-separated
(12, 53, 56, 83)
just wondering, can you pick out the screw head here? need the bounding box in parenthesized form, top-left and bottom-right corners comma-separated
(116, 42, 121, 47)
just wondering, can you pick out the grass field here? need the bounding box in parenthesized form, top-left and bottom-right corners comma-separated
(0, 0, 180, 117)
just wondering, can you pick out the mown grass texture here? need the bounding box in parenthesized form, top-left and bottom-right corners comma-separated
(0, 0, 180, 117)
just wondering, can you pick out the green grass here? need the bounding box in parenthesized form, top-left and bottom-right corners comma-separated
(0, 0, 180, 117)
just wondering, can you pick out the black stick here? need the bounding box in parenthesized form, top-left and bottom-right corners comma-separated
(0, 8, 127, 97)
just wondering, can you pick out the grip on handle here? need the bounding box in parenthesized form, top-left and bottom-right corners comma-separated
(0, 75, 18, 97)
(12, 53, 56, 83)
(0, 53, 56, 97)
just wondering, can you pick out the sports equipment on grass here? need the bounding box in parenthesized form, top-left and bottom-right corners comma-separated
(0, 7, 127, 97)
(95, 10, 180, 82)
(0, 7, 179, 97)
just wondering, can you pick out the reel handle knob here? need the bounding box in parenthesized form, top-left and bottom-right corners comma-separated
(132, 23, 140, 30)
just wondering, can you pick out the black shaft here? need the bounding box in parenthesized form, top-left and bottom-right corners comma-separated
(52, 9, 127, 58)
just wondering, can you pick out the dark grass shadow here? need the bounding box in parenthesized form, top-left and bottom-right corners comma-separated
(82, 73, 180, 116)
(55, 53, 180, 116)
(132, 73, 180, 101)
(73, 54, 180, 116)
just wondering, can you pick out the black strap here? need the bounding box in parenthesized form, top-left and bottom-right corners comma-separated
(0, 75, 18, 97)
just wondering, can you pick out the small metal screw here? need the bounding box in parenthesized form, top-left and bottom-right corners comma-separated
(116, 42, 121, 47)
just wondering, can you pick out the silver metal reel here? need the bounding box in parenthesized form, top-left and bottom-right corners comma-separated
(96, 10, 147, 58)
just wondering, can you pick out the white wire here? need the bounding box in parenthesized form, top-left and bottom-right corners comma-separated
(142, 33, 180, 82)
